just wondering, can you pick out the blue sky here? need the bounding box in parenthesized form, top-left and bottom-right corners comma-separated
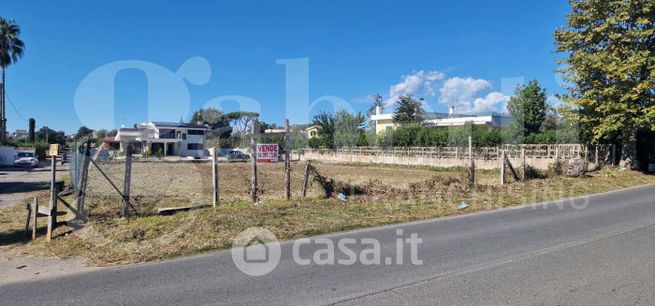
(3, 0, 570, 133)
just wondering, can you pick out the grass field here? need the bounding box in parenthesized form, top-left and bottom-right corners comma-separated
(1, 161, 653, 266)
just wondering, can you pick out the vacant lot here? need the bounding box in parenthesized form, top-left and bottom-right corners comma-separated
(1, 161, 653, 266)
(83, 161, 499, 210)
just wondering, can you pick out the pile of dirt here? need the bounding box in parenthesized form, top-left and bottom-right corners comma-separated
(309, 167, 471, 201)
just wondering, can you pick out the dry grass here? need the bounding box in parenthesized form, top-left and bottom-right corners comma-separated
(1, 161, 653, 266)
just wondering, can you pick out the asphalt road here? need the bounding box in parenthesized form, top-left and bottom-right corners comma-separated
(1, 184, 654, 305)
(0, 163, 67, 208)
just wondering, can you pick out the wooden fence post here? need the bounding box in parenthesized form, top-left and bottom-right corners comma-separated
(284, 118, 291, 200)
(594, 145, 599, 166)
(521, 147, 526, 181)
(500, 150, 505, 185)
(211, 147, 220, 207)
(301, 160, 311, 198)
(250, 119, 258, 203)
(468, 136, 475, 186)
(31, 197, 38, 240)
(25, 203, 32, 239)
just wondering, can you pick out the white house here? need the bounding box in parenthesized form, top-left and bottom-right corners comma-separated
(370, 105, 512, 134)
(115, 122, 211, 158)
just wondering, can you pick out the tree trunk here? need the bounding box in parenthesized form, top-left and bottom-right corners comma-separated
(1, 67, 5, 142)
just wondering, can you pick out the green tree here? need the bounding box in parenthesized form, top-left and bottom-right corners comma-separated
(28, 117, 35, 143)
(35, 127, 66, 145)
(333, 109, 366, 147)
(0, 17, 25, 142)
(506, 80, 549, 139)
(95, 128, 109, 138)
(76, 126, 94, 139)
(107, 128, 118, 137)
(225, 111, 259, 133)
(312, 111, 335, 149)
(190, 107, 232, 138)
(259, 121, 279, 133)
(555, 0, 655, 144)
(393, 95, 424, 125)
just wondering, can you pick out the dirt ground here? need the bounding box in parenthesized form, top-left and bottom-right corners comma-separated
(85, 161, 496, 207)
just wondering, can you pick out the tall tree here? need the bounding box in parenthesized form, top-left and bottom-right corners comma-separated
(225, 111, 259, 134)
(334, 109, 366, 148)
(393, 94, 424, 125)
(28, 117, 35, 143)
(555, 0, 655, 144)
(312, 111, 335, 149)
(0, 17, 25, 142)
(507, 80, 549, 138)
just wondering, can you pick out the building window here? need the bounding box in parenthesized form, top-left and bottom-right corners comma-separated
(159, 129, 176, 139)
(188, 129, 204, 135)
(187, 143, 202, 150)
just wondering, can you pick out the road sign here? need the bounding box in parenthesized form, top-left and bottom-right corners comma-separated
(256, 144, 279, 163)
(49, 144, 60, 156)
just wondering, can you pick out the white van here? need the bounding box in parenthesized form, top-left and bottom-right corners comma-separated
(0, 146, 18, 166)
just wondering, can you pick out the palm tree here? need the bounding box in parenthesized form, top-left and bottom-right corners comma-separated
(0, 17, 25, 142)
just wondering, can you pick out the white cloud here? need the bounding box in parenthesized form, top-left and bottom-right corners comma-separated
(438, 77, 492, 112)
(384, 70, 445, 107)
(547, 95, 565, 107)
(473, 92, 511, 113)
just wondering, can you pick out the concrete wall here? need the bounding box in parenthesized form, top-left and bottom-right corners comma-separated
(300, 151, 557, 170)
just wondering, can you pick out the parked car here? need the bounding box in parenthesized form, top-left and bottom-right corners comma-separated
(14, 152, 39, 167)
(226, 150, 250, 160)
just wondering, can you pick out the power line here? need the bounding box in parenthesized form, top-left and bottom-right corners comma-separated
(5, 91, 29, 122)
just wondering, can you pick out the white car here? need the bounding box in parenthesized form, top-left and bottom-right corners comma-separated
(14, 152, 39, 167)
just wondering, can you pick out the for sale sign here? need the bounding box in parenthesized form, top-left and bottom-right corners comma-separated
(256, 144, 279, 163)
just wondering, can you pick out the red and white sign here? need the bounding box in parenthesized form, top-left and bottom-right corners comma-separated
(256, 144, 279, 163)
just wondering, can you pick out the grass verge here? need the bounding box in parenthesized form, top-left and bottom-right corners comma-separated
(0, 165, 653, 266)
